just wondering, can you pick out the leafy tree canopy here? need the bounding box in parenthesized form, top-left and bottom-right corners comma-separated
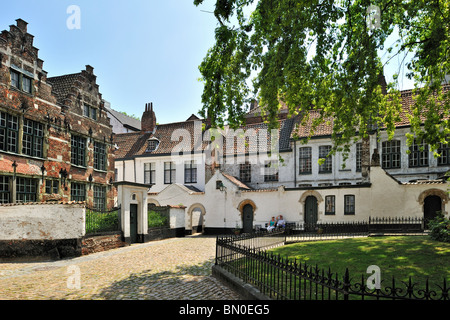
(194, 0, 449, 155)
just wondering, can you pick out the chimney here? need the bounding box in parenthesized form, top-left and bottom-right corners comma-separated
(15, 19, 28, 33)
(141, 102, 156, 132)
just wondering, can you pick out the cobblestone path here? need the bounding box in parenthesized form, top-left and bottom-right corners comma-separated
(0, 235, 240, 300)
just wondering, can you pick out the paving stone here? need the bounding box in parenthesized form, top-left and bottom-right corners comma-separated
(0, 235, 240, 300)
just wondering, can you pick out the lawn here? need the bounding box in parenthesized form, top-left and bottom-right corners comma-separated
(268, 236, 450, 288)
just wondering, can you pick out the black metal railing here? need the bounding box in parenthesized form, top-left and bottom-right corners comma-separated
(215, 222, 449, 300)
(85, 206, 121, 235)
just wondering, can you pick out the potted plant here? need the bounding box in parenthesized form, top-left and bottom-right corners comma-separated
(233, 222, 241, 235)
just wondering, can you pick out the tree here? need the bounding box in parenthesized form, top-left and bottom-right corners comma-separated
(194, 0, 449, 158)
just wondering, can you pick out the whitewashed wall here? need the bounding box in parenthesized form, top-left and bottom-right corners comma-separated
(0, 203, 85, 240)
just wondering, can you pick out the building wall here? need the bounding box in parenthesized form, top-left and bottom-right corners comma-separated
(0, 19, 115, 208)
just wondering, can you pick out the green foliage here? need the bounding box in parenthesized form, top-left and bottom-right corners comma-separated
(85, 209, 119, 234)
(428, 213, 450, 243)
(148, 210, 168, 228)
(194, 0, 449, 157)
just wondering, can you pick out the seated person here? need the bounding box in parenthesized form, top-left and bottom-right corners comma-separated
(276, 215, 286, 228)
(267, 216, 276, 232)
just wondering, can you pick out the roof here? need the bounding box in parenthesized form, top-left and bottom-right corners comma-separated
(291, 85, 450, 139)
(47, 73, 82, 105)
(105, 105, 141, 131)
(221, 172, 253, 190)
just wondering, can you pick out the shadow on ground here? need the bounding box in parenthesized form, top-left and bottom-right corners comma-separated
(90, 258, 239, 300)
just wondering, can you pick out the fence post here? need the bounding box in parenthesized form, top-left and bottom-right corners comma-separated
(343, 268, 350, 300)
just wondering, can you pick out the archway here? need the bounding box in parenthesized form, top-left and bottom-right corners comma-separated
(424, 196, 442, 228)
(187, 203, 206, 234)
(237, 199, 257, 233)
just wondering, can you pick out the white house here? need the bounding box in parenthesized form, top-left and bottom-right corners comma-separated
(114, 88, 449, 238)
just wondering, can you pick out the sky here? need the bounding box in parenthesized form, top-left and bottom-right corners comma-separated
(1, 1, 415, 125)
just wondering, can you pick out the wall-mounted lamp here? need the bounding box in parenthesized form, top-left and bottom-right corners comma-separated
(59, 168, 68, 188)
(40, 164, 46, 181)
(216, 180, 227, 192)
(12, 160, 17, 180)
(88, 173, 93, 189)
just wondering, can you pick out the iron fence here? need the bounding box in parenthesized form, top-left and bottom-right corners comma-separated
(85, 206, 121, 235)
(215, 220, 449, 300)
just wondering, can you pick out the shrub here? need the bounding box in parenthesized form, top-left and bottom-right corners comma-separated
(148, 210, 168, 228)
(428, 213, 450, 243)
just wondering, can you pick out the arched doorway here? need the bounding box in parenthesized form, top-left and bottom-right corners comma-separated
(187, 203, 206, 234)
(304, 196, 318, 228)
(424, 195, 442, 228)
(242, 204, 254, 233)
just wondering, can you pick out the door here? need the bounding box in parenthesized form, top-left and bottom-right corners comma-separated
(424, 195, 441, 228)
(305, 196, 318, 230)
(242, 204, 254, 233)
(130, 204, 138, 243)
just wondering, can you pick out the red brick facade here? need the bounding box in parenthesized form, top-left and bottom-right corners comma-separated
(0, 19, 115, 209)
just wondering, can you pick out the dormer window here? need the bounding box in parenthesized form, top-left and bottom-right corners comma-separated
(146, 138, 159, 152)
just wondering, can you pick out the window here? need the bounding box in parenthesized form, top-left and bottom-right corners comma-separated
(71, 135, 87, 167)
(16, 177, 37, 203)
(325, 195, 335, 215)
(94, 185, 106, 211)
(10, 69, 32, 93)
(437, 142, 450, 166)
(0, 176, 10, 204)
(382, 140, 401, 169)
(239, 162, 251, 182)
(299, 147, 312, 174)
(94, 141, 107, 171)
(22, 76, 32, 93)
(344, 195, 355, 215)
(83, 105, 90, 117)
(83, 104, 98, 120)
(10, 70, 19, 88)
(319, 145, 332, 173)
(264, 160, 279, 182)
(45, 180, 59, 194)
(409, 139, 429, 167)
(0, 112, 19, 153)
(164, 162, 176, 184)
(22, 119, 44, 158)
(356, 143, 362, 172)
(144, 163, 156, 184)
(184, 160, 197, 183)
(71, 183, 86, 202)
(146, 139, 159, 152)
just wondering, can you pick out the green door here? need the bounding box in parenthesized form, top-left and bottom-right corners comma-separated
(305, 196, 318, 228)
(130, 204, 138, 243)
(242, 204, 254, 233)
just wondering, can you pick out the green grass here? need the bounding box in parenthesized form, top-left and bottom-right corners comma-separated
(269, 236, 450, 287)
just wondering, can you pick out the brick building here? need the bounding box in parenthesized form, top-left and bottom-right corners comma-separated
(0, 19, 115, 209)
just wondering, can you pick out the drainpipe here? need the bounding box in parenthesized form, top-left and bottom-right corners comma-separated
(294, 139, 297, 187)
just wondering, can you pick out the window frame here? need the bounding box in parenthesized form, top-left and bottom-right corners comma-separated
(45, 179, 59, 194)
(71, 183, 86, 202)
(0, 175, 10, 204)
(93, 185, 106, 211)
(409, 139, 429, 168)
(437, 142, 450, 166)
(93, 141, 107, 171)
(164, 161, 176, 184)
(319, 145, 332, 173)
(264, 160, 279, 182)
(381, 140, 401, 169)
(71, 135, 87, 167)
(144, 162, 156, 185)
(22, 118, 44, 158)
(0, 112, 19, 153)
(16, 177, 37, 203)
(344, 195, 355, 215)
(325, 195, 335, 215)
(239, 162, 252, 182)
(298, 147, 312, 174)
(184, 160, 197, 184)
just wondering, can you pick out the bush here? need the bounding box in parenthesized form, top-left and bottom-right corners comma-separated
(428, 213, 450, 243)
(148, 210, 168, 228)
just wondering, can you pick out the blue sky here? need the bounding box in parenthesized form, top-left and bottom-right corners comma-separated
(1, 1, 414, 125)
(1, 0, 218, 124)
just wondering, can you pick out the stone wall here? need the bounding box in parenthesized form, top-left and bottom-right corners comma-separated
(81, 233, 125, 255)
